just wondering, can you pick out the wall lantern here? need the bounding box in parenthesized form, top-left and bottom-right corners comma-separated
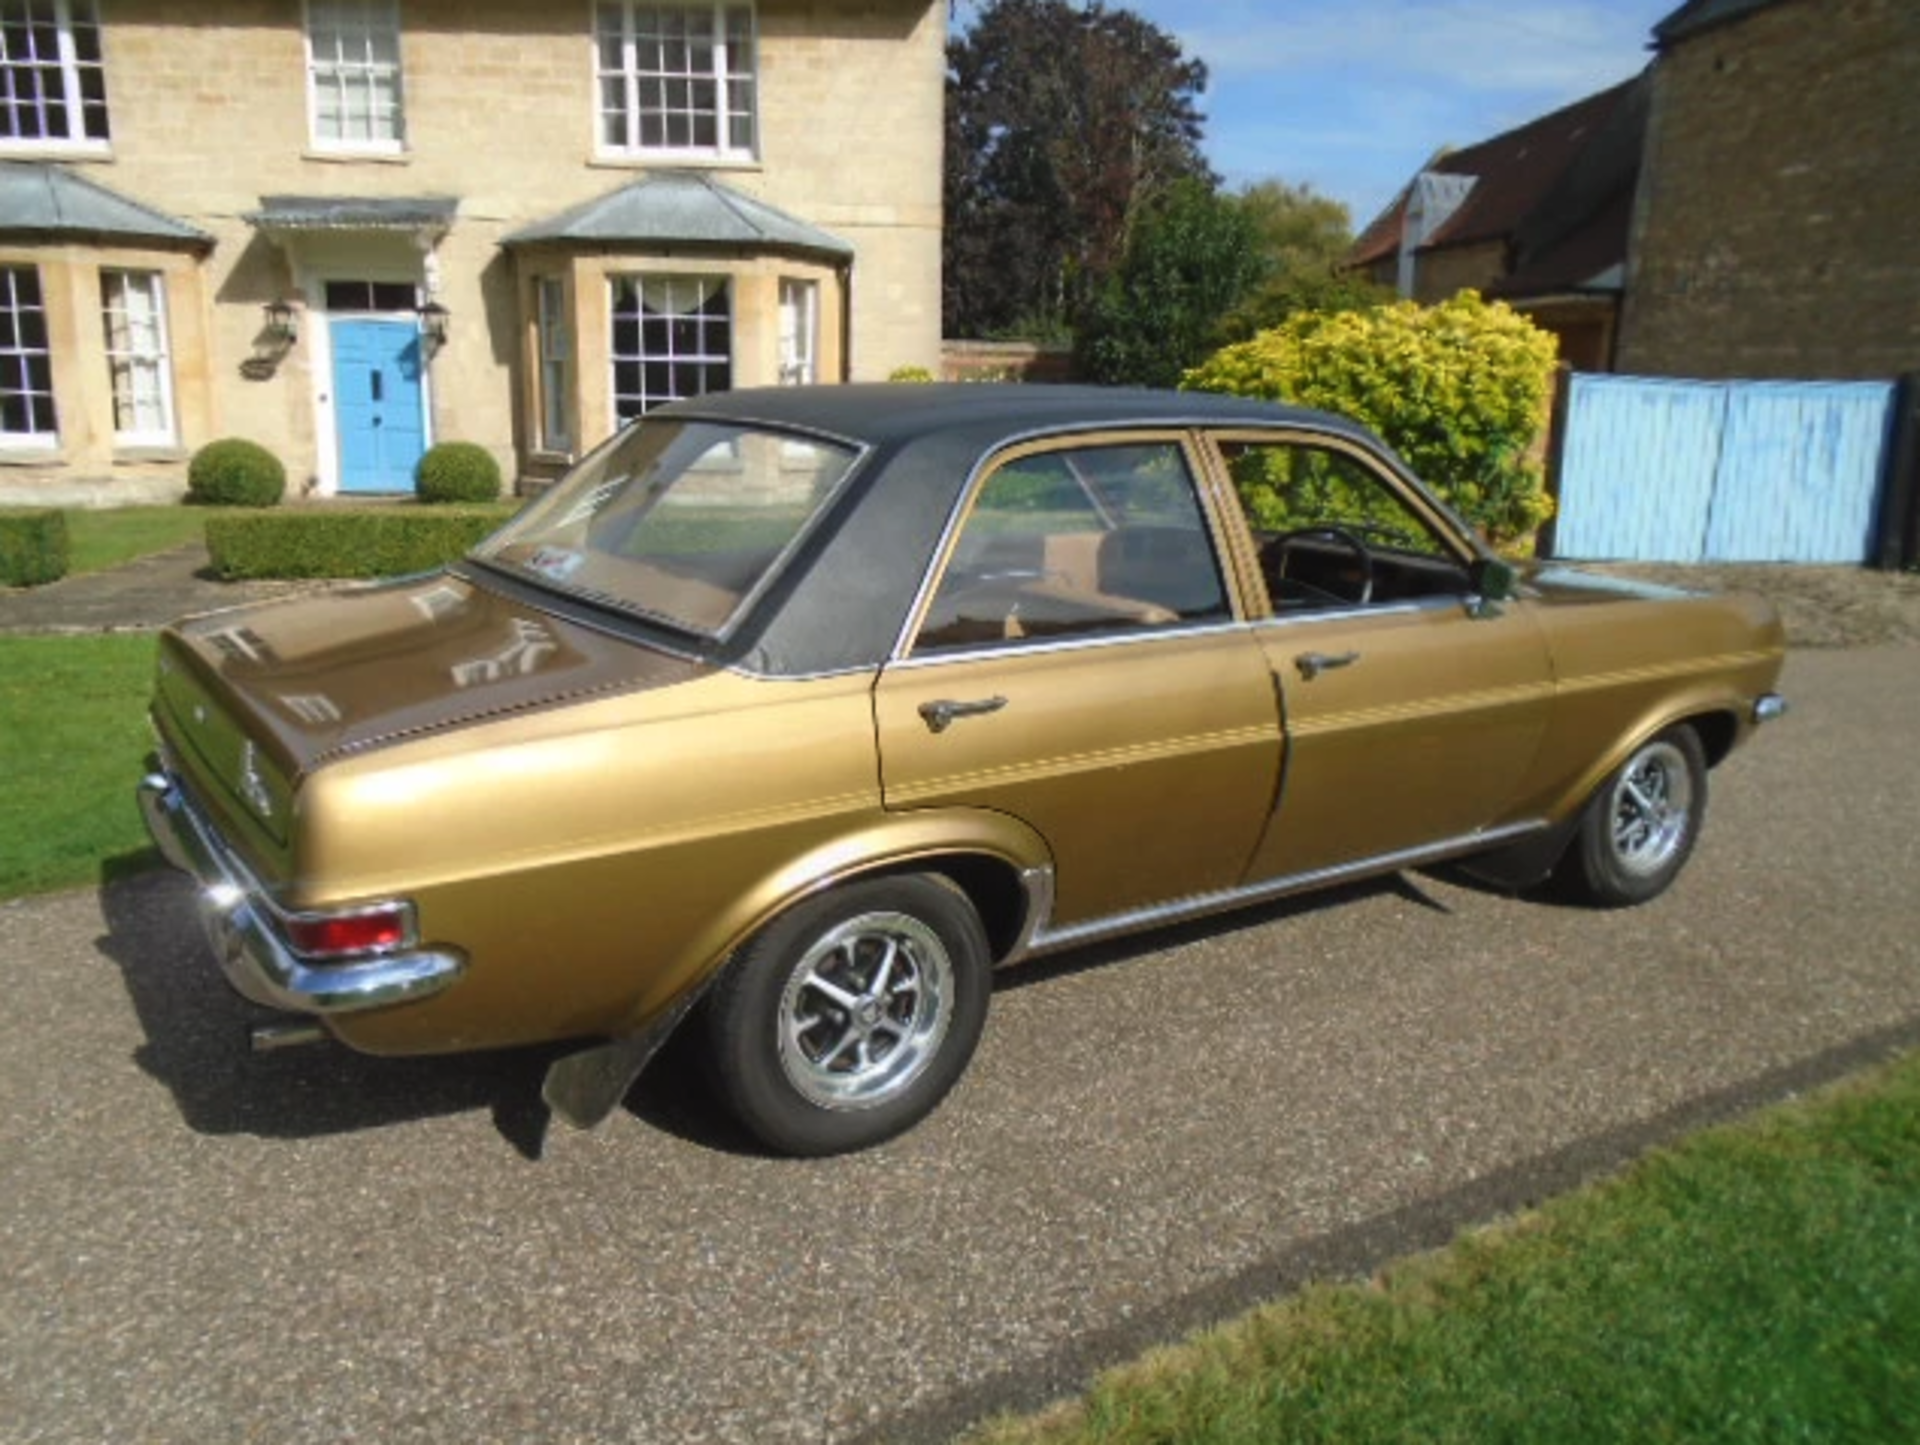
(262, 297, 299, 344)
(417, 300, 450, 349)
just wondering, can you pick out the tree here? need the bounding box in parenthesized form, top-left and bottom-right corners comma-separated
(1220, 180, 1389, 340)
(945, 0, 1213, 339)
(1075, 179, 1267, 387)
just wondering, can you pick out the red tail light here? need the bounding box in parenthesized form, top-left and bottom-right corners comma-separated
(285, 905, 413, 959)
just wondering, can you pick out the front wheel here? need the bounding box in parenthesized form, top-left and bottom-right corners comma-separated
(1557, 725, 1708, 907)
(703, 875, 991, 1156)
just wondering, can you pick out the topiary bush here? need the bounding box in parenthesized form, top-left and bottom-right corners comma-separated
(887, 365, 936, 384)
(206, 505, 514, 579)
(0, 509, 70, 587)
(187, 438, 286, 508)
(415, 441, 502, 504)
(1183, 291, 1559, 547)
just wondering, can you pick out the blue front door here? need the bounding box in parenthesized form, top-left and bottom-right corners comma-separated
(333, 319, 425, 493)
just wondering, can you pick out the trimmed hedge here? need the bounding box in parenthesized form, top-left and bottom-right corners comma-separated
(415, 441, 503, 504)
(0, 509, 70, 587)
(205, 504, 515, 580)
(188, 438, 287, 508)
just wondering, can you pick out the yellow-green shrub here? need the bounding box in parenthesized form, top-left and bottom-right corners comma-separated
(1183, 291, 1558, 545)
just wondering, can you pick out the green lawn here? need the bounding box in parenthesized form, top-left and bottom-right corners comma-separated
(968, 1050, 1920, 1445)
(0, 634, 160, 897)
(59, 505, 222, 575)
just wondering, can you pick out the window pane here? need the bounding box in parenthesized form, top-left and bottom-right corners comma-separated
(1, 263, 57, 441)
(917, 444, 1226, 652)
(610, 273, 731, 418)
(477, 420, 857, 637)
(1219, 441, 1462, 611)
(599, 1, 755, 156)
(307, 0, 404, 145)
(99, 269, 173, 440)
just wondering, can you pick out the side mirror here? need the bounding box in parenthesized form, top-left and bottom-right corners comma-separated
(1470, 556, 1518, 602)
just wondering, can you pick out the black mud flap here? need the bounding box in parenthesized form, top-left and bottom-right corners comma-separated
(541, 986, 707, 1130)
(1454, 817, 1580, 891)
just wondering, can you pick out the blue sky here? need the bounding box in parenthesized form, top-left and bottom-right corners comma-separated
(1092, 0, 1681, 231)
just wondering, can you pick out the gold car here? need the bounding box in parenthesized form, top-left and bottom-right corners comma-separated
(138, 385, 1786, 1155)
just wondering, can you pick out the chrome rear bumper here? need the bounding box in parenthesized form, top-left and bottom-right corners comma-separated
(137, 768, 465, 1017)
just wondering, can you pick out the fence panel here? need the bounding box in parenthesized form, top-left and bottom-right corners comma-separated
(1553, 373, 1895, 563)
(1703, 382, 1896, 562)
(1553, 375, 1725, 560)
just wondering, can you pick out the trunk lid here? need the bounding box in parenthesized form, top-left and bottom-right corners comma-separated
(154, 571, 712, 842)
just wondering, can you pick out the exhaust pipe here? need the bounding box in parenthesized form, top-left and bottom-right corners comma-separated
(250, 1020, 327, 1054)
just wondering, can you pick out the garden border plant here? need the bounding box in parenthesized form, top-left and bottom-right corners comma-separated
(0, 509, 70, 587)
(205, 503, 514, 580)
(415, 440, 503, 504)
(187, 437, 286, 508)
(1184, 290, 1559, 549)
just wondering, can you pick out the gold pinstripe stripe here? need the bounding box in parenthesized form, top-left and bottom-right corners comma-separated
(885, 724, 1277, 804)
(1289, 648, 1778, 737)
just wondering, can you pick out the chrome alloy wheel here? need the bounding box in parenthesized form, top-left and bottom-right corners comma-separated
(1607, 740, 1695, 878)
(777, 911, 954, 1110)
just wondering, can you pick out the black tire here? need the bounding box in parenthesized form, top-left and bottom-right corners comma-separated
(703, 874, 991, 1156)
(1557, 725, 1709, 908)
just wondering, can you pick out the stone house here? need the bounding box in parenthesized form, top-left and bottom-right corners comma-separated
(1615, 0, 1920, 379)
(0, 0, 945, 504)
(1346, 76, 1647, 374)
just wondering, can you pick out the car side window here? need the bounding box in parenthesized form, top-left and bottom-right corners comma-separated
(1218, 440, 1471, 612)
(915, 442, 1230, 652)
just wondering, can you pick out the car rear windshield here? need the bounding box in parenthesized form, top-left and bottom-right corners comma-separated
(472, 420, 860, 638)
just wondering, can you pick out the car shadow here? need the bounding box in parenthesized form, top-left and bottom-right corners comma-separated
(100, 869, 560, 1159)
(100, 865, 1463, 1161)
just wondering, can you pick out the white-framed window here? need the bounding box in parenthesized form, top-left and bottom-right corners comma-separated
(100, 269, 175, 445)
(594, 3, 756, 160)
(0, 0, 110, 152)
(609, 275, 731, 422)
(537, 277, 572, 452)
(778, 278, 817, 386)
(0, 264, 56, 446)
(305, 0, 405, 152)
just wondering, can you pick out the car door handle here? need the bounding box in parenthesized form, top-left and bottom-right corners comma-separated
(918, 696, 1008, 733)
(1294, 650, 1361, 681)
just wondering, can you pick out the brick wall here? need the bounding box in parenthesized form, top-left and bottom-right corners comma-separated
(1408, 241, 1507, 305)
(1617, 0, 1920, 380)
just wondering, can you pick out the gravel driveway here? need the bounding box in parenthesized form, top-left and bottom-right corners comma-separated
(3, 644, 1918, 1444)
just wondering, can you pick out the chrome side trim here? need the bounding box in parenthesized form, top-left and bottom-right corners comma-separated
(1022, 820, 1546, 958)
(1249, 593, 1478, 632)
(887, 617, 1252, 670)
(137, 769, 466, 1016)
(1753, 692, 1788, 724)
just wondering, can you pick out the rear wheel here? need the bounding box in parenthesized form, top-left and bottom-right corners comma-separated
(703, 875, 991, 1156)
(1558, 725, 1708, 907)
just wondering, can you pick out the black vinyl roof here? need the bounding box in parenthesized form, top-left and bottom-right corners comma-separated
(642, 385, 1399, 677)
(659, 383, 1378, 452)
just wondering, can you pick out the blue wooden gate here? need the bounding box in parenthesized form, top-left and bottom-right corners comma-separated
(1553, 374, 1896, 562)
